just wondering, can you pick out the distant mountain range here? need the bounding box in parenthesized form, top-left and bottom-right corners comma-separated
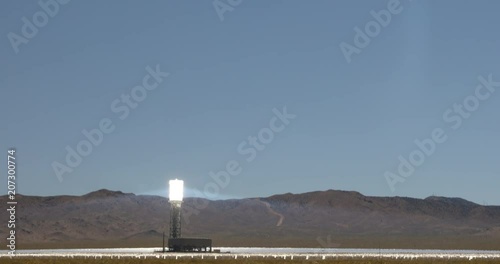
(1, 189, 499, 250)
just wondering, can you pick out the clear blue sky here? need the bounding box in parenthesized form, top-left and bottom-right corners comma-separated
(1, 0, 499, 204)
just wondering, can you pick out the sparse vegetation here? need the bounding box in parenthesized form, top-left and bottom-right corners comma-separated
(1, 257, 500, 264)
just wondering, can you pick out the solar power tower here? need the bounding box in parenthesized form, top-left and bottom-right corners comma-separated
(168, 179, 183, 239)
(167, 179, 212, 252)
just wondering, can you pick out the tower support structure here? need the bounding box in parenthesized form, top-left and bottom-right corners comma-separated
(169, 200, 182, 238)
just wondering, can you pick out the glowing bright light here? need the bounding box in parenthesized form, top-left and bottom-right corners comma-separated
(169, 179, 184, 201)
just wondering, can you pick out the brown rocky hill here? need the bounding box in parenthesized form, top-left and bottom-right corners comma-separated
(1, 189, 499, 250)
